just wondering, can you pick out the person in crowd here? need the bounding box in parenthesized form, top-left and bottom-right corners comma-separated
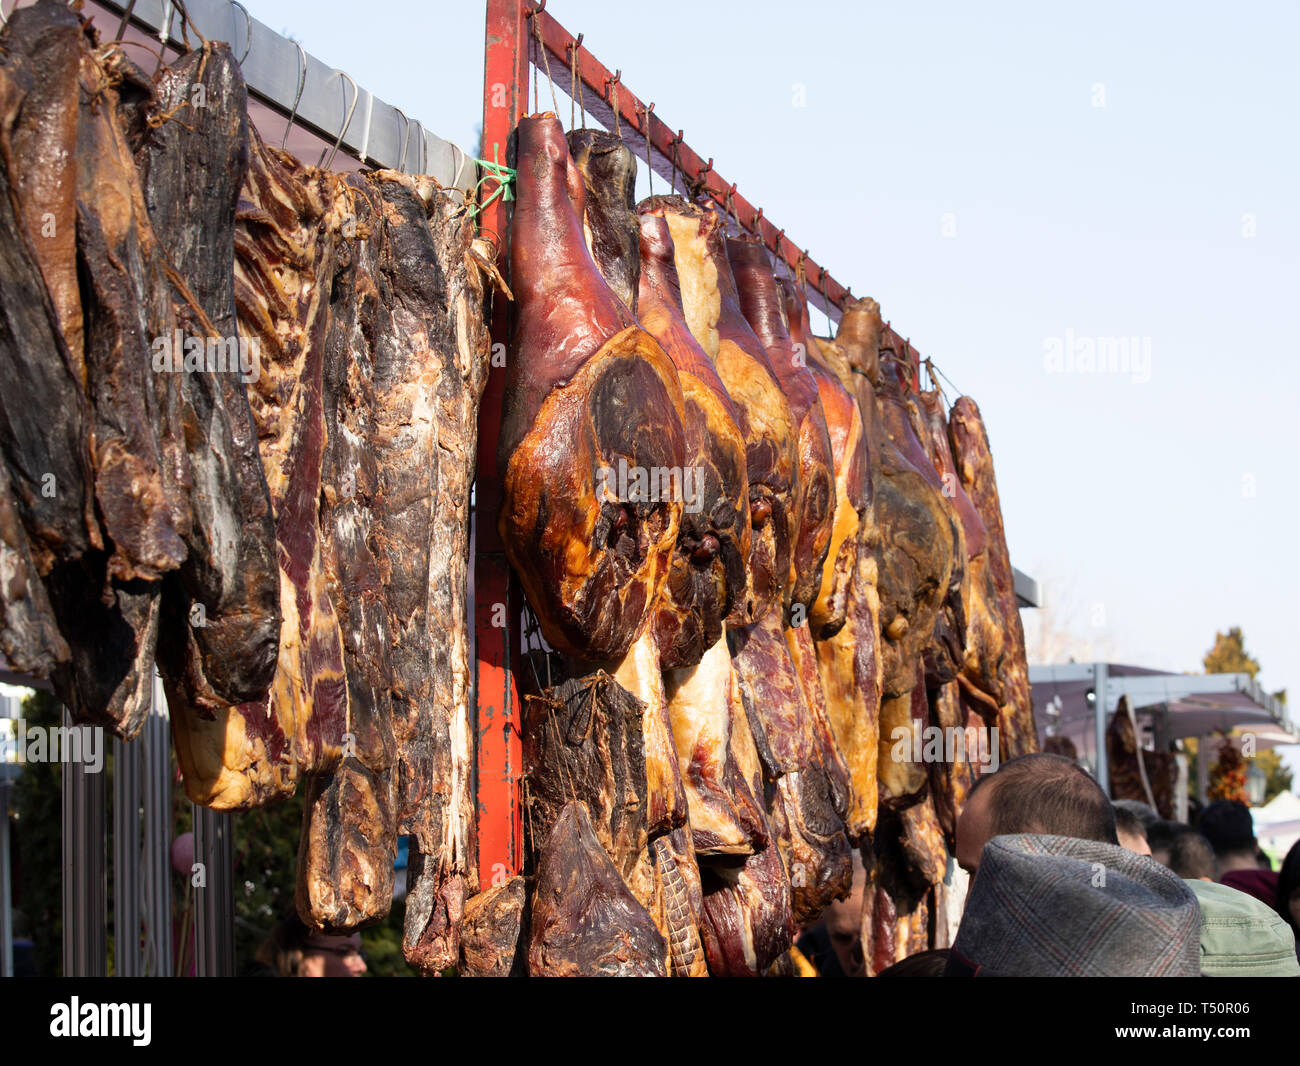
(951, 754, 1221, 976)
(254, 910, 368, 977)
(954, 752, 1118, 878)
(1163, 827, 1216, 881)
(1277, 839, 1300, 960)
(1113, 798, 1161, 832)
(944, 833, 1201, 976)
(1113, 804, 1152, 855)
(797, 852, 867, 976)
(1146, 820, 1191, 867)
(1197, 799, 1278, 906)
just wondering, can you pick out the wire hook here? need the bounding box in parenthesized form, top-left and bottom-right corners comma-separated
(319, 69, 359, 171)
(229, 0, 253, 64)
(572, 34, 587, 130)
(281, 42, 307, 151)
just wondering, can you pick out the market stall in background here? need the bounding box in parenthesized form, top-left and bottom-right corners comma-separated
(1, 0, 1053, 976)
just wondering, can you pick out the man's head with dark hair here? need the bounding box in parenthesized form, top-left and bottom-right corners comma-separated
(1113, 805, 1151, 855)
(1197, 800, 1257, 861)
(1113, 799, 1161, 831)
(955, 753, 1119, 876)
(1164, 829, 1217, 881)
(1146, 820, 1189, 867)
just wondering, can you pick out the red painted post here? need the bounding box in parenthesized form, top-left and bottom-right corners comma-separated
(475, 0, 530, 888)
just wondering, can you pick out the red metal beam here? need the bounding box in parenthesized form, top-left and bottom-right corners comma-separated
(474, 0, 528, 887)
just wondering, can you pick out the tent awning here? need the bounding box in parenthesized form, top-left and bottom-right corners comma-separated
(1030, 662, 1296, 753)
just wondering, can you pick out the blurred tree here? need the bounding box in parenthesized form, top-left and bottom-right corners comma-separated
(12, 690, 62, 976)
(1203, 627, 1260, 677)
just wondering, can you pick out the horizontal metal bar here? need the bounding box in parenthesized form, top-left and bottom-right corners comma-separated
(532, 6, 850, 326)
(1013, 566, 1041, 607)
(87, 0, 475, 190)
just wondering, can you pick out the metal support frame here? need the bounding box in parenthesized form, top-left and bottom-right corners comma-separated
(68, 0, 475, 189)
(112, 734, 141, 976)
(1093, 662, 1109, 793)
(193, 805, 234, 976)
(475, 0, 533, 886)
(61, 708, 106, 976)
(0, 774, 12, 977)
(142, 674, 173, 976)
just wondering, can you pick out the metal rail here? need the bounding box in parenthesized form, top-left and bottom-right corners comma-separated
(66, 0, 476, 189)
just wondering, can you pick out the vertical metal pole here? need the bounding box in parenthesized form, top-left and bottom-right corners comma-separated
(1093, 662, 1109, 794)
(142, 673, 172, 975)
(1197, 733, 1210, 806)
(112, 733, 141, 976)
(61, 708, 106, 976)
(192, 804, 234, 976)
(0, 776, 12, 978)
(475, 0, 530, 886)
(1, 692, 15, 978)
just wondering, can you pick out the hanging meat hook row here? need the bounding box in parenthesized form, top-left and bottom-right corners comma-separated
(281, 42, 307, 151)
(228, 0, 253, 65)
(605, 70, 622, 137)
(686, 156, 712, 201)
(529, 5, 560, 120)
(568, 33, 584, 130)
(319, 69, 359, 171)
(639, 102, 655, 197)
(667, 130, 685, 194)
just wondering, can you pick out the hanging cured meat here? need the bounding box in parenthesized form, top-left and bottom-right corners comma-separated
(498, 115, 686, 663)
(528, 801, 669, 976)
(567, 132, 751, 665)
(138, 44, 282, 713)
(636, 210, 753, 663)
(912, 388, 1004, 716)
(727, 238, 835, 622)
(821, 299, 957, 811)
(647, 197, 798, 626)
(523, 671, 649, 881)
(948, 396, 1038, 758)
(876, 334, 966, 691)
(166, 124, 349, 808)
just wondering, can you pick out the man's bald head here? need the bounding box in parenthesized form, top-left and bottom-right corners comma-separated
(955, 753, 1119, 876)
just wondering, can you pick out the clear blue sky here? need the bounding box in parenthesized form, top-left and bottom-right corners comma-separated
(243, 0, 1299, 775)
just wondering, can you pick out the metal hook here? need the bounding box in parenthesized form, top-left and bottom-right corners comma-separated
(281, 42, 307, 151)
(229, 0, 253, 64)
(528, 0, 547, 13)
(751, 206, 764, 231)
(773, 228, 785, 253)
(394, 107, 410, 174)
(318, 69, 359, 171)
